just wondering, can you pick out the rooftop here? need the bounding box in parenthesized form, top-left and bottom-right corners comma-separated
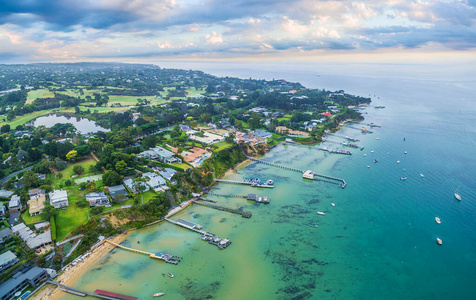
(0, 251, 17, 266)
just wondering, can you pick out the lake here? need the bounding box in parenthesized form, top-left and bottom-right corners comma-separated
(28, 114, 109, 134)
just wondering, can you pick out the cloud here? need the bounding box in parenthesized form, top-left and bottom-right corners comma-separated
(205, 31, 223, 45)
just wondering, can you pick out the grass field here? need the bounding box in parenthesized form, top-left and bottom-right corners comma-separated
(21, 211, 46, 225)
(55, 186, 89, 241)
(171, 162, 191, 170)
(26, 89, 54, 104)
(108, 95, 158, 106)
(213, 141, 234, 151)
(1, 109, 56, 128)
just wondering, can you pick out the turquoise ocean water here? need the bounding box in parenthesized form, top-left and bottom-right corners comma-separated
(60, 63, 476, 299)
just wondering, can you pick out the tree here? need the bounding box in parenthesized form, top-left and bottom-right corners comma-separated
(42, 205, 57, 219)
(102, 170, 122, 186)
(86, 181, 97, 192)
(73, 165, 84, 175)
(115, 160, 127, 172)
(90, 206, 104, 216)
(66, 150, 78, 162)
(144, 135, 157, 148)
(21, 171, 40, 188)
(0, 124, 10, 133)
(65, 180, 72, 186)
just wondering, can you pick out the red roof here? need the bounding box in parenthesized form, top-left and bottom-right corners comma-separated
(321, 111, 332, 116)
(94, 289, 138, 300)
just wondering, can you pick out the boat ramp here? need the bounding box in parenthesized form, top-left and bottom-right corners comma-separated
(164, 218, 232, 249)
(104, 240, 181, 264)
(193, 199, 252, 218)
(248, 157, 347, 188)
(214, 179, 274, 188)
(207, 192, 270, 204)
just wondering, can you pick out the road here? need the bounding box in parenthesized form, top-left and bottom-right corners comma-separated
(0, 166, 33, 185)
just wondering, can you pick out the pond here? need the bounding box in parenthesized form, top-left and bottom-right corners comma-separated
(28, 114, 109, 134)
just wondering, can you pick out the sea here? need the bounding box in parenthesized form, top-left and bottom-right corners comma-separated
(59, 61, 476, 300)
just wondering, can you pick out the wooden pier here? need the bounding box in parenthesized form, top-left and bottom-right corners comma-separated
(324, 132, 360, 142)
(48, 281, 119, 300)
(214, 179, 274, 188)
(248, 157, 347, 188)
(207, 192, 270, 203)
(105, 240, 180, 264)
(194, 199, 252, 218)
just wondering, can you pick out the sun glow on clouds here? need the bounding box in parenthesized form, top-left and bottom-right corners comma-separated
(0, 0, 474, 62)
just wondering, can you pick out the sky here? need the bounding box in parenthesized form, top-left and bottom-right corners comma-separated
(0, 0, 475, 64)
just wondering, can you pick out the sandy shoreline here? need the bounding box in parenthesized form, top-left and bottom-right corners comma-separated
(36, 234, 128, 300)
(223, 158, 253, 178)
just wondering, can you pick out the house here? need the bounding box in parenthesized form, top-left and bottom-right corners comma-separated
(179, 124, 192, 132)
(27, 194, 46, 216)
(131, 112, 141, 122)
(13, 182, 24, 189)
(158, 168, 178, 181)
(0, 228, 13, 242)
(0, 266, 48, 300)
(137, 146, 182, 164)
(49, 190, 68, 208)
(251, 130, 272, 139)
(11, 223, 52, 249)
(188, 131, 225, 145)
(107, 185, 128, 201)
(33, 221, 50, 231)
(123, 178, 150, 194)
(8, 195, 22, 213)
(29, 189, 45, 199)
(320, 111, 332, 117)
(86, 192, 110, 207)
(0, 205, 6, 220)
(0, 190, 14, 198)
(0, 251, 19, 274)
(142, 172, 167, 191)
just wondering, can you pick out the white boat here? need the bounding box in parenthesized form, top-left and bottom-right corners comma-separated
(404, 151, 407, 154)
(420, 174, 424, 178)
(331, 203, 335, 207)
(153, 293, 165, 297)
(435, 217, 441, 224)
(363, 154, 367, 157)
(371, 150, 374, 153)
(436, 238, 443, 245)
(455, 186, 462, 201)
(367, 165, 370, 168)
(167, 273, 174, 278)
(397, 160, 400, 164)
(317, 211, 326, 215)
(400, 177, 407, 180)
(376, 138, 380, 140)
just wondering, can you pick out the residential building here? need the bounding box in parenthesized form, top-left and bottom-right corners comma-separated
(0, 206, 6, 220)
(158, 168, 178, 181)
(0, 228, 13, 242)
(251, 130, 272, 139)
(275, 126, 310, 138)
(33, 222, 50, 231)
(0, 251, 19, 274)
(86, 192, 110, 207)
(188, 131, 225, 145)
(142, 172, 167, 191)
(123, 178, 150, 194)
(0, 266, 48, 300)
(107, 185, 128, 200)
(8, 195, 22, 213)
(173, 147, 209, 165)
(179, 124, 192, 132)
(137, 146, 182, 164)
(49, 190, 68, 208)
(0, 190, 14, 198)
(11, 223, 52, 249)
(27, 190, 46, 216)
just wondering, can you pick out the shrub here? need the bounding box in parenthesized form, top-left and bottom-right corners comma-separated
(50, 216, 57, 242)
(90, 206, 104, 216)
(65, 180, 72, 186)
(75, 201, 89, 208)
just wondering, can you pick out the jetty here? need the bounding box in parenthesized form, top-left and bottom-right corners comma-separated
(104, 240, 181, 264)
(318, 147, 352, 155)
(324, 132, 360, 142)
(164, 218, 231, 249)
(48, 281, 124, 300)
(193, 199, 252, 218)
(214, 179, 274, 188)
(344, 124, 374, 133)
(207, 192, 270, 203)
(247, 157, 346, 188)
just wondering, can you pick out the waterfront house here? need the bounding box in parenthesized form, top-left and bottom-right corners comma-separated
(142, 172, 167, 191)
(251, 130, 272, 139)
(158, 168, 178, 181)
(86, 192, 110, 207)
(137, 146, 182, 164)
(0, 266, 48, 300)
(123, 178, 150, 194)
(0, 251, 19, 274)
(49, 189, 68, 208)
(107, 184, 128, 200)
(8, 195, 22, 213)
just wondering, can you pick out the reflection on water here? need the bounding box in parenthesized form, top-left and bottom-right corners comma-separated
(28, 114, 109, 134)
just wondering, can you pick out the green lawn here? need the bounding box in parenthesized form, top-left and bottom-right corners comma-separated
(171, 163, 191, 170)
(26, 89, 54, 104)
(55, 186, 89, 241)
(276, 117, 290, 122)
(21, 211, 46, 225)
(141, 190, 156, 204)
(57, 158, 96, 183)
(213, 141, 234, 151)
(1, 109, 56, 128)
(107, 95, 157, 106)
(185, 87, 204, 97)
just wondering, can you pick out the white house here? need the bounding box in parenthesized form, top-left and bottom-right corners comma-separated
(49, 190, 68, 208)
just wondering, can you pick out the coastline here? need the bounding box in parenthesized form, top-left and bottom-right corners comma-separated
(37, 233, 128, 300)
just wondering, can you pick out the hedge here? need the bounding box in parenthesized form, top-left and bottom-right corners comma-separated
(50, 216, 57, 242)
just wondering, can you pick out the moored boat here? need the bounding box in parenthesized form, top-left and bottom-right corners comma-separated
(436, 238, 443, 245)
(400, 177, 407, 180)
(153, 293, 165, 297)
(317, 211, 326, 215)
(420, 174, 424, 178)
(167, 273, 174, 278)
(455, 186, 462, 201)
(435, 217, 441, 224)
(331, 203, 335, 207)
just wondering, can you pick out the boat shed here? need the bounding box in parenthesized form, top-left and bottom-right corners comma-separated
(176, 218, 202, 230)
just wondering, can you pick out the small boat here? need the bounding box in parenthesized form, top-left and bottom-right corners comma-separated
(167, 273, 174, 278)
(400, 177, 407, 180)
(331, 203, 335, 207)
(317, 211, 326, 215)
(397, 160, 400, 164)
(374, 159, 378, 163)
(376, 138, 380, 140)
(309, 223, 318, 228)
(420, 174, 424, 178)
(137, 241, 140, 244)
(371, 150, 374, 153)
(153, 293, 165, 297)
(363, 154, 367, 157)
(455, 186, 462, 201)
(435, 217, 441, 224)
(436, 238, 442, 245)
(404, 151, 407, 154)
(367, 165, 370, 168)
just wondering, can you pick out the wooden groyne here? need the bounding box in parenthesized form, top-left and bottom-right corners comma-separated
(105, 240, 180, 264)
(193, 199, 252, 218)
